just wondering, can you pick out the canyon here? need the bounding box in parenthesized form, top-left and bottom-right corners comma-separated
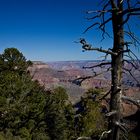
(28, 60, 140, 106)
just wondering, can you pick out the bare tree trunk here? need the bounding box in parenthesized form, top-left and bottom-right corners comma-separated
(108, 1, 124, 140)
(79, 0, 140, 139)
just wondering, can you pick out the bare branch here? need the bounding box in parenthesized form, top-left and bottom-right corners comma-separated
(122, 95, 140, 107)
(127, 24, 140, 47)
(84, 1, 114, 39)
(86, 9, 112, 14)
(127, 0, 131, 9)
(84, 17, 112, 39)
(124, 54, 140, 70)
(121, 7, 140, 16)
(124, 31, 140, 47)
(99, 17, 112, 39)
(120, 0, 124, 4)
(77, 137, 91, 140)
(123, 59, 139, 70)
(84, 46, 117, 55)
(72, 76, 92, 86)
(123, 67, 140, 84)
(100, 26, 112, 40)
(79, 38, 117, 55)
(83, 62, 111, 69)
(133, 0, 140, 8)
(103, 0, 111, 11)
(97, 0, 110, 7)
(86, 14, 101, 20)
(106, 110, 117, 117)
(115, 121, 128, 133)
(99, 130, 112, 140)
(122, 12, 140, 25)
(99, 17, 112, 28)
(129, 50, 140, 61)
(73, 67, 111, 86)
(86, 7, 119, 14)
(83, 23, 100, 33)
(110, 0, 118, 9)
(99, 89, 111, 100)
(101, 53, 109, 61)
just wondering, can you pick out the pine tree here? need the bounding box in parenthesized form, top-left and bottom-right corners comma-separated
(75, 88, 107, 139)
(45, 87, 69, 140)
(0, 48, 49, 139)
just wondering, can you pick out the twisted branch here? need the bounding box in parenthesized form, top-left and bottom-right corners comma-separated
(79, 38, 117, 55)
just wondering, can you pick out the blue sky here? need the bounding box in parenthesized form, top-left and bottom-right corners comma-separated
(0, 0, 139, 61)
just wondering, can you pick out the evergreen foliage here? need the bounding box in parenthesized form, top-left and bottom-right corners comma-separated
(0, 48, 48, 139)
(0, 48, 107, 140)
(75, 88, 107, 139)
(0, 48, 32, 73)
(45, 86, 75, 140)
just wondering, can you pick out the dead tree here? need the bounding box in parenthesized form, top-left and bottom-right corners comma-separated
(78, 0, 140, 140)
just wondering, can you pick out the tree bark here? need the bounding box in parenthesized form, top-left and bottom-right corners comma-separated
(108, 1, 124, 140)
